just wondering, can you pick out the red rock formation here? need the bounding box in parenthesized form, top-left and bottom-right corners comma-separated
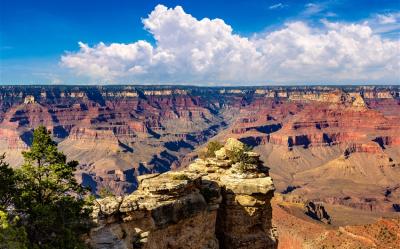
(232, 93, 399, 150)
(1, 85, 399, 200)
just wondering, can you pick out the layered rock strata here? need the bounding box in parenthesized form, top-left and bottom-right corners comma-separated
(87, 138, 277, 249)
(1, 85, 399, 197)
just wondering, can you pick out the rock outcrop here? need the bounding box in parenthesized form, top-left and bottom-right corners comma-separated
(304, 201, 332, 224)
(87, 138, 277, 249)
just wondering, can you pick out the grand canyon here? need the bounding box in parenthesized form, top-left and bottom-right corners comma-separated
(1, 85, 399, 248)
(2, 0, 400, 248)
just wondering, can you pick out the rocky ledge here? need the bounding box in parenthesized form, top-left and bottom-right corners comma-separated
(86, 138, 277, 249)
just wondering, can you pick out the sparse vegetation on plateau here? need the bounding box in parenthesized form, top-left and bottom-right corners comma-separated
(225, 144, 259, 173)
(199, 140, 260, 173)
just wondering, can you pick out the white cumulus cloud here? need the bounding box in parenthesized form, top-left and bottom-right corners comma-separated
(61, 4, 400, 84)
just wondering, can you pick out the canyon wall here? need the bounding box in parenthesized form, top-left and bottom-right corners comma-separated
(1, 85, 399, 210)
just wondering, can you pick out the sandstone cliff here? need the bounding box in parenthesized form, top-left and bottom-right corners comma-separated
(86, 138, 277, 249)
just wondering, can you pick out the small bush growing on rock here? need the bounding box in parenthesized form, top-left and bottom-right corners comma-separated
(199, 139, 260, 173)
(225, 143, 262, 173)
(171, 174, 190, 181)
(226, 145, 257, 164)
(98, 186, 114, 198)
(198, 141, 223, 159)
(226, 147, 244, 163)
(236, 161, 259, 173)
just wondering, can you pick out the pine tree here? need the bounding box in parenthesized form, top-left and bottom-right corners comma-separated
(0, 154, 18, 208)
(0, 154, 28, 249)
(0, 210, 28, 249)
(15, 126, 92, 248)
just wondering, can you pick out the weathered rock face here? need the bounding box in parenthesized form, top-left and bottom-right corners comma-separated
(87, 138, 277, 249)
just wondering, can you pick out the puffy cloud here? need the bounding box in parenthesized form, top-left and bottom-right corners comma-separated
(61, 4, 400, 84)
(61, 41, 154, 80)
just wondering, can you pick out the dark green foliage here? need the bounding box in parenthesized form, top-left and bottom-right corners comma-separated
(225, 144, 260, 173)
(0, 156, 28, 249)
(199, 141, 223, 159)
(171, 174, 191, 181)
(225, 147, 244, 163)
(225, 144, 256, 164)
(0, 210, 29, 249)
(0, 126, 92, 249)
(0, 154, 18, 208)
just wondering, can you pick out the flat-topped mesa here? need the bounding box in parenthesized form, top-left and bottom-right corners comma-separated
(287, 90, 367, 108)
(143, 89, 189, 96)
(87, 138, 277, 249)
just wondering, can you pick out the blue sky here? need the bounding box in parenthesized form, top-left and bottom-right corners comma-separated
(0, 0, 399, 85)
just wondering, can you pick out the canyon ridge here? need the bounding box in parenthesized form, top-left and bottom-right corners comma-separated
(1, 85, 399, 248)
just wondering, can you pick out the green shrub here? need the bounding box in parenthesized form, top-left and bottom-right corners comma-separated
(171, 174, 190, 181)
(199, 141, 223, 159)
(98, 186, 114, 198)
(226, 145, 257, 165)
(225, 144, 260, 173)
